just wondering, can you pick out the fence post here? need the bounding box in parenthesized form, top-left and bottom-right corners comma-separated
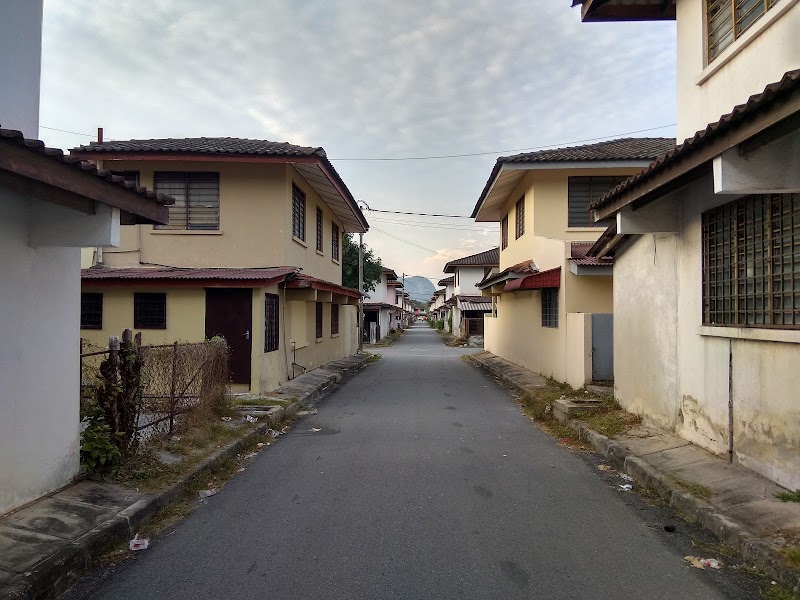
(169, 341, 178, 436)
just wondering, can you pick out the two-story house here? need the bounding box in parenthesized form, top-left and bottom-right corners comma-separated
(471, 138, 675, 388)
(364, 267, 404, 342)
(574, 1, 800, 488)
(73, 137, 368, 395)
(436, 275, 456, 331)
(429, 289, 446, 322)
(441, 248, 498, 337)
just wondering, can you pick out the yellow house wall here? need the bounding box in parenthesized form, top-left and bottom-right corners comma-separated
(498, 173, 534, 270)
(250, 285, 287, 395)
(675, 0, 800, 140)
(292, 302, 357, 373)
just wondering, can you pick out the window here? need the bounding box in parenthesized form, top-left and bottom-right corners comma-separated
(315, 302, 323, 339)
(264, 294, 279, 352)
(501, 214, 509, 249)
(702, 193, 800, 329)
(316, 207, 324, 252)
(111, 171, 140, 187)
(331, 303, 339, 335)
(292, 184, 306, 241)
(541, 288, 558, 328)
(134, 293, 167, 329)
(707, 0, 779, 62)
(332, 224, 340, 261)
(515, 196, 525, 239)
(568, 176, 629, 227)
(154, 172, 219, 230)
(80, 293, 103, 329)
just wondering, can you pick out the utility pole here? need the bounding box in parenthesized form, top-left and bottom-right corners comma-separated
(358, 232, 364, 353)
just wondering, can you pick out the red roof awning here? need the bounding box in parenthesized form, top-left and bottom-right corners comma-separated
(504, 267, 561, 292)
(284, 274, 362, 299)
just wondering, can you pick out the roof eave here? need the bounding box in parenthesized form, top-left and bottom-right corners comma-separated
(576, 0, 676, 22)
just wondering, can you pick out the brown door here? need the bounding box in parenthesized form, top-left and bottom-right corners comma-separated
(205, 288, 252, 385)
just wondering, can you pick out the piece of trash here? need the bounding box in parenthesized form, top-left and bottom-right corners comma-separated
(236, 468, 246, 473)
(257, 442, 265, 447)
(619, 473, 634, 482)
(597, 464, 614, 472)
(310, 427, 322, 432)
(618, 484, 633, 492)
(266, 429, 280, 437)
(559, 437, 571, 443)
(684, 556, 722, 570)
(129, 534, 149, 551)
(702, 558, 722, 569)
(559, 394, 566, 400)
(664, 525, 676, 532)
(220, 416, 232, 422)
(297, 408, 318, 416)
(245, 415, 258, 423)
(243, 452, 258, 459)
(198, 489, 217, 498)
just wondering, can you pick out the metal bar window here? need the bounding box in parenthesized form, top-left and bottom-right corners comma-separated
(264, 294, 279, 352)
(331, 303, 339, 335)
(154, 172, 219, 230)
(315, 302, 324, 339)
(316, 207, 324, 252)
(515, 196, 525, 239)
(332, 224, 340, 261)
(292, 184, 306, 241)
(501, 214, 509, 249)
(541, 288, 558, 328)
(80, 293, 103, 329)
(134, 292, 167, 329)
(707, 0, 779, 62)
(702, 193, 799, 329)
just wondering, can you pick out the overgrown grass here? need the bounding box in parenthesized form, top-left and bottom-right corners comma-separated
(515, 380, 591, 449)
(236, 398, 292, 407)
(776, 489, 800, 503)
(575, 397, 642, 438)
(669, 475, 714, 500)
(784, 546, 800, 567)
(762, 583, 799, 600)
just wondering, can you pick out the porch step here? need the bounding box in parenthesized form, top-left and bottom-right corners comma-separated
(552, 398, 604, 422)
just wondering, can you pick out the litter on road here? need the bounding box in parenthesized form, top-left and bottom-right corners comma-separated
(220, 416, 232, 422)
(198, 489, 217, 498)
(619, 473, 633, 482)
(684, 556, 722, 570)
(310, 427, 322, 432)
(129, 534, 149, 551)
(619, 484, 633, 492)
(245, 415, 258, 423)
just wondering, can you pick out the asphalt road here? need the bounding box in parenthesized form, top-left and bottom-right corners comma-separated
(64, 323, 764, 600)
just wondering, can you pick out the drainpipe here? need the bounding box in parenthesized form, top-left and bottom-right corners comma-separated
(728, 339, 734, 464)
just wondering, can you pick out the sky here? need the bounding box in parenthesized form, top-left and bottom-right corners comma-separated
(39, 0, 676, 286)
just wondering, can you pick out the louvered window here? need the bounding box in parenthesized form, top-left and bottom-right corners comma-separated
(264, 294, 279, 352)
(568, 176, 629, 227)
(316, 207, 324, 252)
(315, 302, 323, 339)
(292, 184, 306, 241)
(134, 293, 167, 329)
(332, 224, 340, 261)
(331, 303, 339, 335)
(515, 197, 525, 239)
(707, 0, 780, 62)
(80, 293, 103, 329)
(702, 193, 800, 329)
(154, 172, 219, 230)
(501, 214, 509, 249)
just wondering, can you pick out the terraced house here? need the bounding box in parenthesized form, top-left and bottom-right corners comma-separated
(574, 0, 800, 488)
(73, 137, 368, 393)
(471, 138, 674, 388)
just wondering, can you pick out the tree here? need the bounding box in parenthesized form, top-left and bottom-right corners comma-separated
(342, 234, 383, 292)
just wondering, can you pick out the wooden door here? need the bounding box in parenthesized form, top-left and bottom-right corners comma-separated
(205, 288, 253, 385)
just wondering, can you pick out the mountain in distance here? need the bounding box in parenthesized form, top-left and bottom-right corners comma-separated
(402, 275, 436, 303)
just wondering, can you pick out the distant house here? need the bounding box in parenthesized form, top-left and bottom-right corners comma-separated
(72, 137, 368, 393)
(441, 248, 499, 337)
(363, 267, 404, 342)
(574, 1, 800, 488)
(436, 276, 455, 330)
(471, 138, 673, 388)
(429, 289, 446, 321)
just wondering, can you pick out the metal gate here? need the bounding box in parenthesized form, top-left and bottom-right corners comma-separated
(591, 313, 614, 382)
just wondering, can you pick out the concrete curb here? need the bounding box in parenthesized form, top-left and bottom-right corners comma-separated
(3, 354, 372, 600)
(468, 353, 800, 594)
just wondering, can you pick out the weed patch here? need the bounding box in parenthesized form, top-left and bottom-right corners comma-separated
(784, 546, 800, 567)
(236, 398, 292, 407)
(776, 489, 800, 503)
(669, 475, 713, 500)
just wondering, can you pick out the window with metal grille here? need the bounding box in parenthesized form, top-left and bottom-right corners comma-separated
(316, 207, 324, 252)
(501, 214, 509, 249)
(134, 292, 167, 329)
(515, 196, 525, 239)
(702, 193, 800, 329)
(332, 223, 340, 261)
(264, 294, 279, 352)
(315, 302, 323, 339)
(80, 293, 103, 329)
(541, 288, 559, 328)
(292, 184, 306, 241)
(568, 176, 629, 227)
(707, 0, 779, 62)
(153, 172, 219, 230)
(331, 303, 339, 335)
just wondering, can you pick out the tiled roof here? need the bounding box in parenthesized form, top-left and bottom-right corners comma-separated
(437, 276, 454, 286)
(591, 69, 800, 212)
(570, 242, 614, 267)
(1, 129, 174, 206)
(285, 274, 362, 298)
(476, 259, 537, 288)
(75, 137, 323, 158)
(82, 265, 297, 281)
(443, 247, 500, 273)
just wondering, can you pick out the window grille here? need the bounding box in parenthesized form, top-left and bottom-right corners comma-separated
(501, 214, 509, 249)
(316, 207, 324, 252)
(264, 294, 279, 352)
(292, 184, 306, 241)
(707, 0, 779, 62)
(332, 224, 340, 260)
(702, 193, 800, 329)
(134, 292, 167, 329)
(315, 302, 323, 339)
(515, 196, 525, 239)
(568, 176, 629, 227)
(331, 303, 339, 335)
(80, 293, 103, 329)
(541, 288, 559, 328)
(154, 172, 219, 230)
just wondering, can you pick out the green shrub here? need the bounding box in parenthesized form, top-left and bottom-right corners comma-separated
(80, 419, 122, 475)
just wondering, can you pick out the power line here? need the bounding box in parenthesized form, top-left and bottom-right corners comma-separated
(367, 208, 473, 218)
(369, 227, 439, 254)
(331, 124, 676, 161)
(40, 125, 96, 137)
(369, 216, 494, 231)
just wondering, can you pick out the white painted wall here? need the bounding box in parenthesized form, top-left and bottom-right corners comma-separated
(0, 0, 43, 138)
(1, 190, 81, 515)
(454, 266, 485, 297)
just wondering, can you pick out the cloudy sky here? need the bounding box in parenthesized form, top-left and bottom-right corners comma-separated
(39, 0, 676, 286)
